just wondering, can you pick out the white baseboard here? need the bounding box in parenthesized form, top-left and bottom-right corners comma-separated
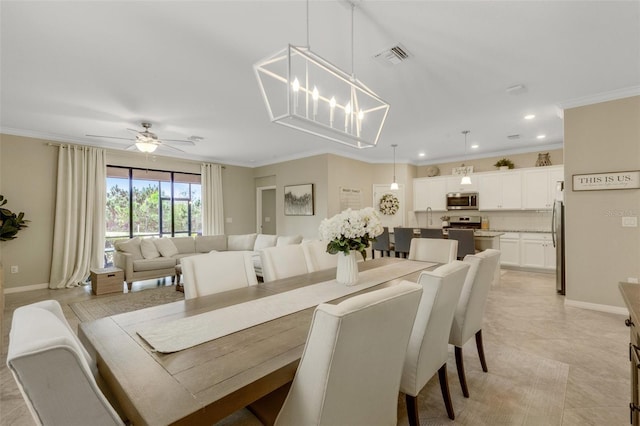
(4, 283, 49, 294)
(564, 298, 628, 316)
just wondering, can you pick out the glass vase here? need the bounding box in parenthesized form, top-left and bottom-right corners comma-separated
(336, 251, 359, 286)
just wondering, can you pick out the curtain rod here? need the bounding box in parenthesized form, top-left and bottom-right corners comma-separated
(47, 142, 226, 168)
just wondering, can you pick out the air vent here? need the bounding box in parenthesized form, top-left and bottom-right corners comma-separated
(374, 44, 410, 65)
(507, 134, 521, 140)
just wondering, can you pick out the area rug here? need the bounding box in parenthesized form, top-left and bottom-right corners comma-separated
(70, 285, 184, 322)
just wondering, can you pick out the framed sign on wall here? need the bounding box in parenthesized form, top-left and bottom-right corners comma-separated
(572, 170, 640, 191)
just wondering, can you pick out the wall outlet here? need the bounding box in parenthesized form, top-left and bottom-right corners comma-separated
(10, 265, 18, 274)
(622, 216, 638, 227)
(628, 277, 639, 284)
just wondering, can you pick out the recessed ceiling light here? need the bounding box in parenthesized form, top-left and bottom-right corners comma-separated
(471, 144, 479, 149)
(537, 134, 546, 139)
(524, 114, 535, 120)
(418, 152, 426, 157)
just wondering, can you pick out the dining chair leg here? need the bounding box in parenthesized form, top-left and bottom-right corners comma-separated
(405, 394, 420, 426)
(475, 329, 488, 372)
(437, 364, 455, 420)
(454, 346, 470, 398)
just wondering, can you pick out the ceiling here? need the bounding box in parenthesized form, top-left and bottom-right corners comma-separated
(1, 1, 639, 167)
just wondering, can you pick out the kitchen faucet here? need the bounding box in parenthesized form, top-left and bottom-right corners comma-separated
(426, 206, 432, 226)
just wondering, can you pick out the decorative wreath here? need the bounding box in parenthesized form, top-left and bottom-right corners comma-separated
(379, 193, 400, 216)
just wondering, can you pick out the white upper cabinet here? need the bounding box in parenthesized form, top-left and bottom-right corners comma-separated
(522, 165, 564, 209)
(413, 177, 447, 211)
(446, 175, 478, 193)
(478, 170, 522, 210)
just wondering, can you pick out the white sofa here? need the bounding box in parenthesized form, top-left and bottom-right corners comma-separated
(114, 233, 302, 286)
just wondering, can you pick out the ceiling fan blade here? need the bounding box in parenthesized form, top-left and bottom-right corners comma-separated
(161, 143, 186, 153)
(125, 144, 138, 151)
(126, 128, 141, 133)
(86, 134, 134, 141)
(162, 139, 196, 146)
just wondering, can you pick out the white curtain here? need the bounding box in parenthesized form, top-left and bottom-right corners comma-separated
(49, 145, 106, 289)
(201, 163, 225, 235)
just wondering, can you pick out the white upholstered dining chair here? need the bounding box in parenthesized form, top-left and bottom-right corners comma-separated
(181, 251, 258, 299)
(449, 249, 501, 397)
(400, 261, 470, 424)
(408, 238, 458, 264)
(274, 282, 423, 426)
(301, 240, 339, 272)
(7, 300, 125, 426)
(260, 244, 309, 282)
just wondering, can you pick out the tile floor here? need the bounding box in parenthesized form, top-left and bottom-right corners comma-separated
(0, 270, 630, 426)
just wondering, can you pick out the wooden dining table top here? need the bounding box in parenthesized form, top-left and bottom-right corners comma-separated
(78, 257, 437, 426)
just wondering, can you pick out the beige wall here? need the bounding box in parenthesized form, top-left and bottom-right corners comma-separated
(564, 96, 640, 308)
(254, 155, 330, 239)
(0, 134, 256, 290)
(0, 135, 58, 289)
(416, 148, 564, 177)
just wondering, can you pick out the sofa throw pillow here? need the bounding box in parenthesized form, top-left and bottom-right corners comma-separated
(277, 235, 303, 246)
(154, 238, 179, 258)
(227, 233, 258, 251)
(254, 234, 278, 251)
(116, 237, 143, 260)
(140, 238, 161, 259)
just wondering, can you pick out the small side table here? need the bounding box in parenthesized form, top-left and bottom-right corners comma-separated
(175, 264, 184, 293)
(90, 267, 124, 295)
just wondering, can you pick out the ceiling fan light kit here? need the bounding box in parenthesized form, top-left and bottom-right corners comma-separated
(254, 1, 389, 149)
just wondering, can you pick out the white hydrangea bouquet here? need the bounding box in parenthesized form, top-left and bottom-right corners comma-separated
(319, 207, 383, 260)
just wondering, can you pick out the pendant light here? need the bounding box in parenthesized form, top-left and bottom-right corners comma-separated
(390, 144, 399, 190)
(460, 131, 472, 185)
(254, 0, 389, 149)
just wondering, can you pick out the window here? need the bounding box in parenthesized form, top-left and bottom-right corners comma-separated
(105, 166, 202, 266)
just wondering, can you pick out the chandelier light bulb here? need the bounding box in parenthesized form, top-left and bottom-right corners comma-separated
(312, 86, 319, 119)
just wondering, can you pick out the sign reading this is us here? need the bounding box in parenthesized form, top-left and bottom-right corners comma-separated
(572, 170, 640, 191)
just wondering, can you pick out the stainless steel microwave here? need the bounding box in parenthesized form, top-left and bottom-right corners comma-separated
(446, 192, 479, 210)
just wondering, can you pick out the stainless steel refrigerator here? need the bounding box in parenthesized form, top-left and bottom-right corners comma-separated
(552, 181, 565, 295)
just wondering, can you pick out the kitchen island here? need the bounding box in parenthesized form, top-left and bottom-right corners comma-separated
(473, 230, 504, 251)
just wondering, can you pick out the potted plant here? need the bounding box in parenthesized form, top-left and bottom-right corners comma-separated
(494, 158, 515, 170)
(0, 195, 29, 241)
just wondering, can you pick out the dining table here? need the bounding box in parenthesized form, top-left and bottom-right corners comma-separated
(78, 257, 438, 426)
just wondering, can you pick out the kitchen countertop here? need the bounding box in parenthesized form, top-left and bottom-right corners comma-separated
(489, 229, 552, 234)
(473, 231, 504, 237)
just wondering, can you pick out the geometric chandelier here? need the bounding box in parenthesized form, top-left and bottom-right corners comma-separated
(253, 4, 389, 149)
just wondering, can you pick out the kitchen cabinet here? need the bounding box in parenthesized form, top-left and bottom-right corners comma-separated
(522, 166, 564, 209)
(499, 232, 521, 266)
(520, 233, 556, 269)
(446, 175, 478, 193)
(478, 171, 522, 210)
(413, 177, 447, 211)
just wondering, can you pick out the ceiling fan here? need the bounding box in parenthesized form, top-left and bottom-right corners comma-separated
(86, 122, 197, 153)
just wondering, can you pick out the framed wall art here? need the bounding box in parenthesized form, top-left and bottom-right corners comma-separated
(284, 183, 314, 216)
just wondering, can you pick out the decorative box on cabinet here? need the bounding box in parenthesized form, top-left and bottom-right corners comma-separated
(90, 267, 124, 295)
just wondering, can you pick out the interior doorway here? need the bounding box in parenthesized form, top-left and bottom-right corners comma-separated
(257, 186, 276, 234)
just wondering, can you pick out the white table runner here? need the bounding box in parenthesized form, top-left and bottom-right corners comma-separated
(137, 260, 434, 353)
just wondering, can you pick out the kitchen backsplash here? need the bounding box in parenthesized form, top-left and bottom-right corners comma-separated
(411, 210, 553, 232)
